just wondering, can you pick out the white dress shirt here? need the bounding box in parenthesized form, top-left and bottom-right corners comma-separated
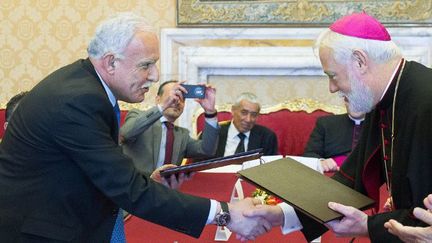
(224, 122, 251, 156)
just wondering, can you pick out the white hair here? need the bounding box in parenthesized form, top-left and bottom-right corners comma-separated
(233, 92, 261, 111)
(314, 29, 402, 65)
(87, 12, 155, 59)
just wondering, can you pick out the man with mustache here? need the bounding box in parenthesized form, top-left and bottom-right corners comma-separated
(0, 13, 270, 242)
(243, 12, 432, 242)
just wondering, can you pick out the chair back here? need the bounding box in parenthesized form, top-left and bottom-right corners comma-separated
(194, 98, 345, 156)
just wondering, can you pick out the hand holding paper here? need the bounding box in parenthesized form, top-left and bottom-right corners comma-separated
(150, 164, 193, 189)
(325, 202, 368, 237)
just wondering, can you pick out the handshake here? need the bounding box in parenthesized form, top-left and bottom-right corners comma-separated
(151, 165, 288, 241)
(217, 198, 285, 242)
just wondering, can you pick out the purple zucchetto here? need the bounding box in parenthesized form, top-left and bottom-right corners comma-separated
(330, 12, 391, 41)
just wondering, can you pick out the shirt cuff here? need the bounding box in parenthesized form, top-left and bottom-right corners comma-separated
(279, 202, 303, 234)
(332, 155, 347, 167)
(204, 117, 218, 128)
(206, 199, 217, 224)
(156, 104, 163, 113)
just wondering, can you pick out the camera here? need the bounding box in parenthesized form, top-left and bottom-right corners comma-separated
(181, 84, 206, 99)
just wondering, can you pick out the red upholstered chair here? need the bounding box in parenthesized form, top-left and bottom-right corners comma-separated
(120, 110, 128, 126)
(193, 98, 346, 156)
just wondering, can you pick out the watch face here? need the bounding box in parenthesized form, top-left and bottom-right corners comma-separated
(216, 212, 231, 226)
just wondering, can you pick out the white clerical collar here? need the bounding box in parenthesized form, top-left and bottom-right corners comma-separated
(228, 121, 251, 139)
(348, 115, 364, 125)
(95, 70, 116, 107)
(379, 59, 404, 102)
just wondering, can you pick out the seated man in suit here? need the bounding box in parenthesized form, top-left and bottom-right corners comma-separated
(3, 91, 28, 130)
(205, 92, 278, 158)
(303, 100, 365, 172)
(120, 80, 219, 174)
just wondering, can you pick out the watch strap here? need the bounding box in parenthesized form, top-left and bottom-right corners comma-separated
(204, 111, 217, 118)
(220, 201, 229, 213)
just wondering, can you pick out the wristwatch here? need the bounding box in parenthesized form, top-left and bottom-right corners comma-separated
(215, 202, 231, 226)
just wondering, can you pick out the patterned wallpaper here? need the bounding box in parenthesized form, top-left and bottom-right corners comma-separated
(0, 0, 343, 112)
(0, 0, 176, 108)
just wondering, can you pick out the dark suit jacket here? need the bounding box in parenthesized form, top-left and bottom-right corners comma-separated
(303, 114, 357, 158)
(213, 122, 278, 157)
(0, 59, 209, 242)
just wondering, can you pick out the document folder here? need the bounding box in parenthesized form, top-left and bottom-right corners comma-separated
(238, 157, 374, 224)
(160, 148, 263, 178)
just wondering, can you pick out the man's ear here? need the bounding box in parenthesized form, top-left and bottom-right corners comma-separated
(101, 53, 116, 74)
(352, 49, 368, 74)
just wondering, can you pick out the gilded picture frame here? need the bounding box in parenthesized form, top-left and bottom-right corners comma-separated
(177, 0, 432, 27)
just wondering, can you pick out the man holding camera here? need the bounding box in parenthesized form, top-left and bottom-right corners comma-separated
(120, 80, 219, 176)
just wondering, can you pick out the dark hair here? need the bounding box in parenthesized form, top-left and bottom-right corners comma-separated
(5, 91, 28, 122)
(157, 80, 178, 96)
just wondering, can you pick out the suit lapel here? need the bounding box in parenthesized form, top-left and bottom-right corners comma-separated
(217, 123, 230, 157)
(153, 121, 162, 167)
(81, 58, 119, 144)
(247, 126, 260, 150)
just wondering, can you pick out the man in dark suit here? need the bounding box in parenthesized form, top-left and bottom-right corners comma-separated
(209, 92, 278, 158)
(121, 80, 219, 174)
(0, 13, 270, 242)
(303, 101, 365, 172)
(3, 91, 28, 131)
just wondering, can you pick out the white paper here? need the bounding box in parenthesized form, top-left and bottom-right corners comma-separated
(285, 155, 322, 174)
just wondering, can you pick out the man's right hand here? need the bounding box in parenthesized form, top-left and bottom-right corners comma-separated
(242, 204, 285, 228)
(160, 81, 187, 111)
(150, 164, 193, 190)
(320, 158, 339, 172)
(225, 198, 272, 241)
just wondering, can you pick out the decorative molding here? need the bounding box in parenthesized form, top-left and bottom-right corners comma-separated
(161, 27, 432, 131)
(177, 0, 432, 27)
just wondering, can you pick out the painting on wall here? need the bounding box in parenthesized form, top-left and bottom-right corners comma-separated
(177, 0, 432, 27)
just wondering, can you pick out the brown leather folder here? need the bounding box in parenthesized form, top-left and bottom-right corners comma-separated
(238, 157, 375, 224)
(159, 148, 263, 178)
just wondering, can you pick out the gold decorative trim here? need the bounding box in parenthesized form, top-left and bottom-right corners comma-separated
(0, 102, 151, 111)
(118, 102, 152, 111)
(177, 0, 432, 27)
(192, 98, 346, 135)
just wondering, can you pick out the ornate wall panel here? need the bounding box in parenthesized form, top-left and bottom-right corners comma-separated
(160, 27, 432, 131)
(178, 0, 432, 27)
